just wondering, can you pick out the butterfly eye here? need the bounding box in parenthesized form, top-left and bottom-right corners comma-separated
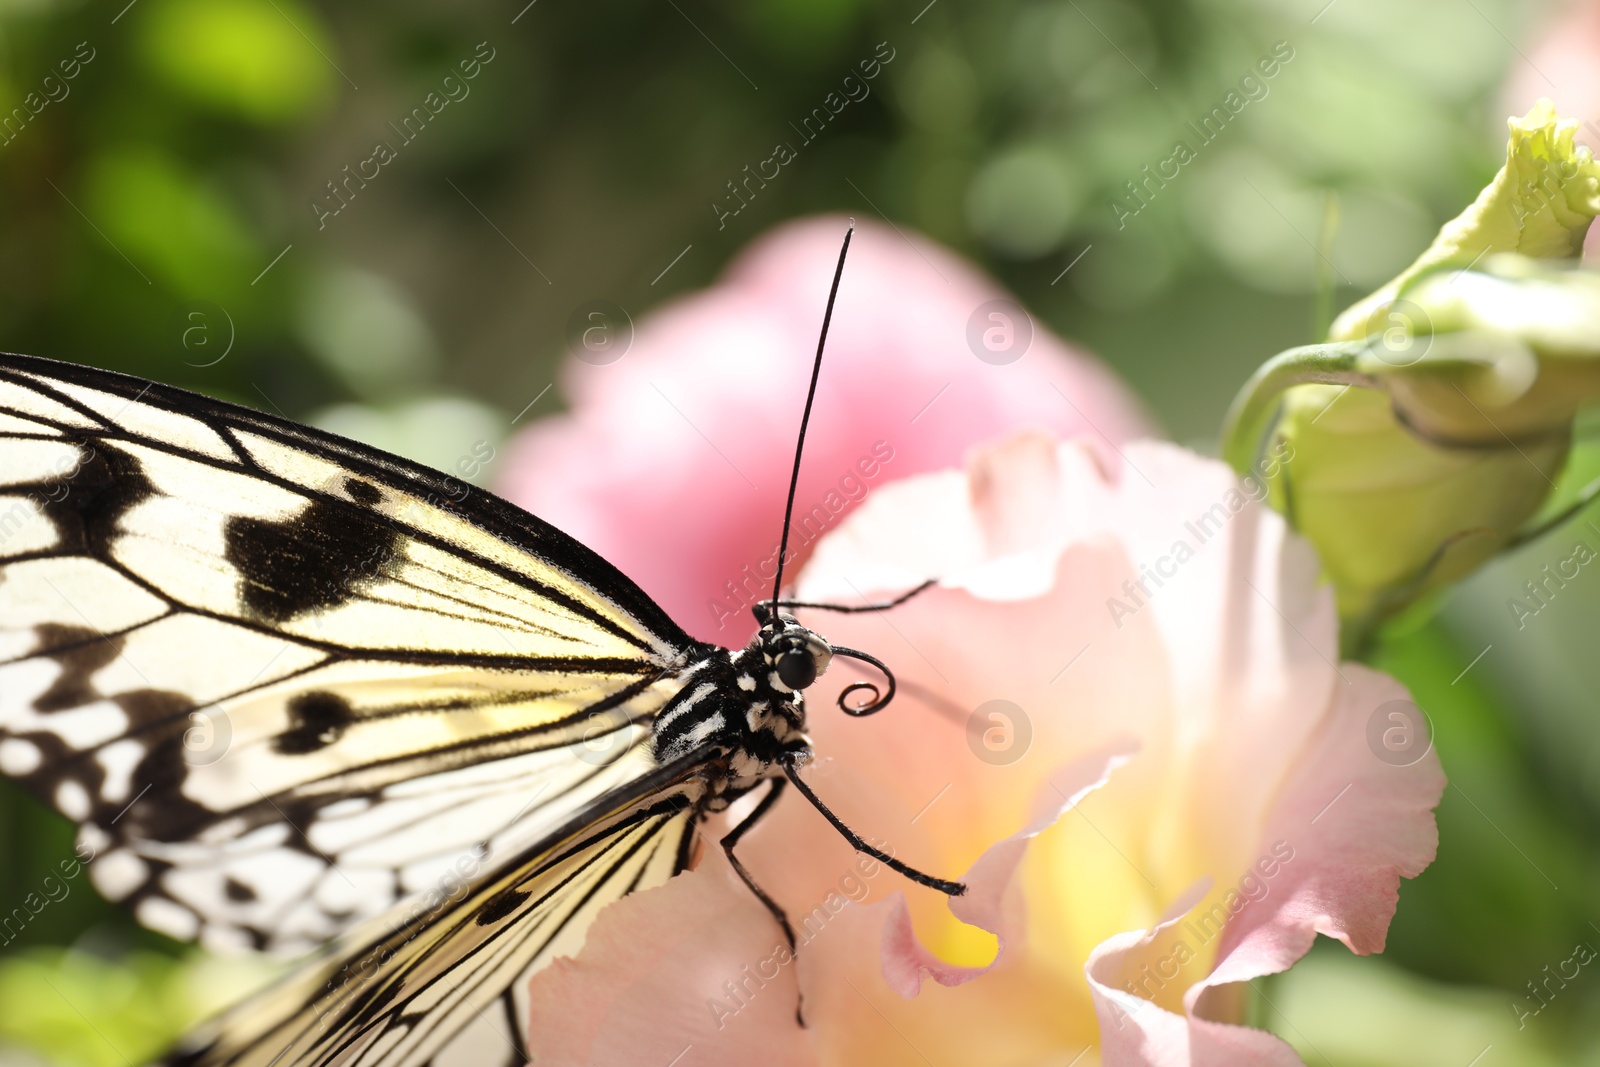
(775, 648, 818, 690)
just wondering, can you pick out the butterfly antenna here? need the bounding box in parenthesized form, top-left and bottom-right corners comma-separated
(767, 220, 854, 621)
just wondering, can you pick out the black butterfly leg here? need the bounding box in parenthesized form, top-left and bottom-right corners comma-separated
(720, 777, 806, 1026)
(781, 755, 966, 896)
(756, 579, 936, 621)
(721, 777, 797, 951)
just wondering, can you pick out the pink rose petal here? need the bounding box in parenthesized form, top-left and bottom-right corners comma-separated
(515, 398, 1444, 1064)
(525, 856, 817, 1067)
(879, 739, 1139, 997)
(1085, 665, 1444, 1064)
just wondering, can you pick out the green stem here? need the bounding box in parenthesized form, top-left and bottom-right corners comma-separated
(1219, 339, 1378, 475)
(1506, 472, 1600, 548)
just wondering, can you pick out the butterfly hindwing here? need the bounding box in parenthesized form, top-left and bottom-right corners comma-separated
(167, 767, 703, 1067)
(0, 353, 707, 952)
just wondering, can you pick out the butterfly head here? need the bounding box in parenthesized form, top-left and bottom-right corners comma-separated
(751, 605, 899, 718)
(760, 612, 833, 693)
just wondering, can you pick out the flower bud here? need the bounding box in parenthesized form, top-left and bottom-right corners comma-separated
(1331, 98, 1600, 341)
(1224, 96, 1600, 648)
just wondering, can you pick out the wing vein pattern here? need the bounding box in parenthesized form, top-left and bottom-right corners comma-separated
(0, 353, 715, 972)
(167, 763, 704, 1067)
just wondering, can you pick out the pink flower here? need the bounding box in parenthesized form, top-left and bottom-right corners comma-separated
(523, 433, 1445, 1066)
(495, 216, 1151, 645)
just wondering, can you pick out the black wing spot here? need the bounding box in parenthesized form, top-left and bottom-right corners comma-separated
(12, 442, 159, 559)
(115, 687, 193, 731)
(224, 500, 401, 623)
(34, 624, 121, 711)
(31, 626, 190, 751)
(224, 877, 257, 903)
(275, 691, 356, 755)
(343, 478, 381, 506)
(129, 737, 221, 842)
(474, 888, 529, 926)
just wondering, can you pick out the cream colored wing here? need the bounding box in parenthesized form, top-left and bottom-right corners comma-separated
(165, 767, 704, 1067)
(0, 353, 711, 952)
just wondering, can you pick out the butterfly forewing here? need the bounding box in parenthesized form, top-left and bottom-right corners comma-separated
(0, 354, 707, 953)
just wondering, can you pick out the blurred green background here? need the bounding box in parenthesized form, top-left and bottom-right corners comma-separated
(2, 0, 1599, 1063)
